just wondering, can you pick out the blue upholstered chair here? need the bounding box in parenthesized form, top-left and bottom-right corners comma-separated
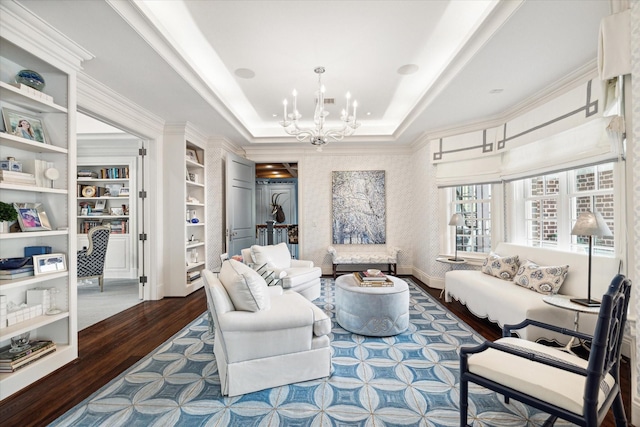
(459, 274, 631, 427)
(77, 225, 111, 292)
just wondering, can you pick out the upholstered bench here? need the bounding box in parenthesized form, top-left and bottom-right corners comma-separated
(327, 246, 400, 278)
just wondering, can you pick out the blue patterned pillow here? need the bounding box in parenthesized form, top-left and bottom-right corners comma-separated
(513, 260, 569, 294)
(481, 252, 520, 280)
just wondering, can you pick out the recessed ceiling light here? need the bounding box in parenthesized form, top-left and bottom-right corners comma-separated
(234, 68, 255, 79)
(397, 64, 419, 75)
(489, 88, 503, 94)
(366, 112, 371, 116)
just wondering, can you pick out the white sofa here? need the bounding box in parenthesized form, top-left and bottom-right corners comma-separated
(445, 242, 620, 344)
(203, 262, 331, 397)
(242, 243, 322, 301)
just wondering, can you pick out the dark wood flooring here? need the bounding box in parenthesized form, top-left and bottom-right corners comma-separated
(0, 276, 633, 427)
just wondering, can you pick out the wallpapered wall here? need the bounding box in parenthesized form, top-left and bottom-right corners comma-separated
(296, 153, 416, 275)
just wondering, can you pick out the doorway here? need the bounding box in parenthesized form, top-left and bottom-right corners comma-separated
(255, 163, 299, 258)
(76, 113, 143, 329)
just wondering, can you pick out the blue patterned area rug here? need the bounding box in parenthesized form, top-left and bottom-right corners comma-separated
(51, 278, 570, 426)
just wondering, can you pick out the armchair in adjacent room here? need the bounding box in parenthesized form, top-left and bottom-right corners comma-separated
(241, 242, 322, 301)
(202, 260, 331, 397)
(459, 274, 632, 427)
(77, 225, 111, 292)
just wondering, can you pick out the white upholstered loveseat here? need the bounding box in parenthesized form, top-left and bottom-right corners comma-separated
(203, 261, 331, 397)
(445, 242, 620, 344)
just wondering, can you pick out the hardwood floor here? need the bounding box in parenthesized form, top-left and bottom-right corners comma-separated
(0, 276, 633, 427)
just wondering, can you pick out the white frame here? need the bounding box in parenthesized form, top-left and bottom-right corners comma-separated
(33, 253, 67, 275)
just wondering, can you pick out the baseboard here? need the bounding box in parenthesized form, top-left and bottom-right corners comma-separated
(633, 396, 639, 426)
(411, 267, 444, 290)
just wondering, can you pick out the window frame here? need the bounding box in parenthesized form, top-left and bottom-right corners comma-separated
(512, 162, 619, 256)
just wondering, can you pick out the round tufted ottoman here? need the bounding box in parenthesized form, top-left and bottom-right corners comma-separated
(335, 274, 410, 336)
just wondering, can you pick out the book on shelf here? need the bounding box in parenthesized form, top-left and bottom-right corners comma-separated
(353, 272, 394, 287)
(99, 167, 129, 179)
(0, 340, 55, 362)
(77, 170, 98, 178)
(0, 266, 34, 275)
(0, 269, 35, 280)
(0, 170, 36, 186)
(0, 341, 57, 372)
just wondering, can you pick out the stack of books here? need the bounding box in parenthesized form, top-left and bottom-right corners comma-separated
(187, 270, 201, 283)
(0, 266, 35, 281)
(353, 271, 394, 287)
(0, 170, 36, 186)
(0, 340, 56, 372)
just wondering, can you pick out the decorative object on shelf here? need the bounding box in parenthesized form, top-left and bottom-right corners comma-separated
(46, 287, 62, 315)
(186, 148, 199, 163)
(448, 213, 465, 261)
(33, 253, 67, 276)
(118, 187, 130, 197)
(570, 210, 612, 307)
(15, 69, 45, 91)
(189, 210, 199, 223)
(13, 202, 51, 231)
(9, 332, 30, 353)
(81, 186, 96, 197)
(44, 167, 59, 188)
(1, 108, 47, 144)
(0, 156, 22, 172)
(279, 66, 360, 152)
(0, 201, 18, 233)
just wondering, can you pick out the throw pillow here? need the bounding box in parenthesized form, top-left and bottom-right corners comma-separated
(251, 242, 292, 269)
(219, 259, 271, 312)
(481, 252, 520, 280)
(513, 260, 569, 295)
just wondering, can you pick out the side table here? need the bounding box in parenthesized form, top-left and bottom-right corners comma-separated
(542, 294, 600, 354)
(436, 256, 468, 298)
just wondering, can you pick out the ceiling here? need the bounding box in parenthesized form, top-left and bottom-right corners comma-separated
(18, 0, 611, 151)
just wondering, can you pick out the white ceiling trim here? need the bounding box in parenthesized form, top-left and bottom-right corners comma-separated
(106, 0, 253, 142)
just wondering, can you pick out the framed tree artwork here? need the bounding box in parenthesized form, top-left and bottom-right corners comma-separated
(332, 170, 386, 244)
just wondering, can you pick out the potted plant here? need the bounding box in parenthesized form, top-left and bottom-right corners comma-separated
(0, 201, 18, 233)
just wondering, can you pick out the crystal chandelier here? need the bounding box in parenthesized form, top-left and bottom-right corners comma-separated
(279, 66, 360, 152)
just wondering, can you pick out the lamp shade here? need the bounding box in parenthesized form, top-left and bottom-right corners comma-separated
(448, 213, 464, 227)
(571, 211, 612, 237)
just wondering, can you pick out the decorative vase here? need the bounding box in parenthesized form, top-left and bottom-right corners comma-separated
(15, 69, 45, 91)
(0, 220, 15, 233)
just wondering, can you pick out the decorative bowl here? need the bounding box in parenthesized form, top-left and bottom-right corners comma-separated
(367, 269, 381, 276)
(15, 69, 46, 91)
(10, 332, 31, 352)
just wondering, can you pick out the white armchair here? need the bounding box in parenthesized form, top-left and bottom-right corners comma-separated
(241, 242, 322, 301)
(203, 260, 331, 397)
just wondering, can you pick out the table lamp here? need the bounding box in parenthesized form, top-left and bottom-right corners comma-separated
(448, 213, 465, 261)
(570, 210, 611, 307)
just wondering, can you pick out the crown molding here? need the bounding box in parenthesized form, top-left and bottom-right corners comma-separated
(0, 0, 94, 72)
(394, 0, 524, 139)
(106, 0, 253, 143)
(420, 60, 599, 142)
(78, 72, 165, 139)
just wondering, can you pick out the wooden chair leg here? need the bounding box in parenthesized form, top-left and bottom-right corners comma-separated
(460, 376, 469, 427)
(612, 391, 627, 426)
(333, 264, 337, 279)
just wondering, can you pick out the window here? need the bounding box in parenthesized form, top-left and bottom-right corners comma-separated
(518, 163, 615, 255)
(450, 184, 492, 254)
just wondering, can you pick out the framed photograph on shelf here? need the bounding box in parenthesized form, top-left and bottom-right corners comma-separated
(104, 183, 122, 197)
(2, 108, 48, 144)
(94, 199, 107, 211)
(186, 148, 199, 163)
(33, 253, 67, 275)
(110, 207, 124, 216)
(14, 202, 52, 231)
(118, 187, 130, 197)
